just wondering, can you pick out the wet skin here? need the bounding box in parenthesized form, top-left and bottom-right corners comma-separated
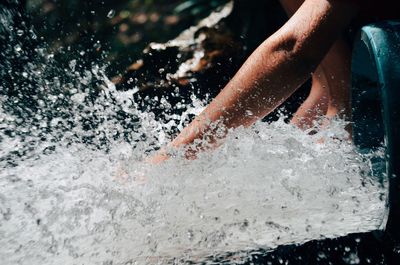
(149, 0, 359, 163)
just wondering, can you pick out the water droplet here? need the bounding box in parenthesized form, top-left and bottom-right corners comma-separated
(93, 41, 101, 50)
(16, 29, 24, 36)
(29, 30, 37, 39)
(107, 9, 115, 18)
(14, 45, 22, 52)
(245, 110, 253, 116)
(393, 244, 400, 254)
(318, 251, 327, 259)
(69, 60, 77, 71)
(343, 252, 360, 264)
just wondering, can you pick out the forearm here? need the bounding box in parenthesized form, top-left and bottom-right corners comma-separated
(170, 38, 312, 148)
(169, 0, 357, 150)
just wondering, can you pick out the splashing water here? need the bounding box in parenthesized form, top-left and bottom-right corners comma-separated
(0, 3, 387, 265)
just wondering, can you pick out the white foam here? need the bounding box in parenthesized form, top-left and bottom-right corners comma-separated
(0, 117, 387, 264)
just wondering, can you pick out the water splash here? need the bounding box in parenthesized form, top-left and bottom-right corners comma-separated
(0, 3, 387, 265)
(0, 117, 387, 264)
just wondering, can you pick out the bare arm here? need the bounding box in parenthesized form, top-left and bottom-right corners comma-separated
(154, 0, 358, 161)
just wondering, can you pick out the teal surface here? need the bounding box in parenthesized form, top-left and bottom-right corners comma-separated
(351, 20, 400, 243)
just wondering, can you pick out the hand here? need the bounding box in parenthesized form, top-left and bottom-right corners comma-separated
(146, 148, 170, 164)
(113, 162, 148, 185)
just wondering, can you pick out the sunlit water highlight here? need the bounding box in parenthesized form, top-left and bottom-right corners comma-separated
(0, 3, 387, 265)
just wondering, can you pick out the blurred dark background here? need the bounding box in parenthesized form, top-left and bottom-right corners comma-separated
(24, 0, 234, 76)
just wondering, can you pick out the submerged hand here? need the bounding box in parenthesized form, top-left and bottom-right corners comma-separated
(113, 163, 148, 185)
(146, 145, 199, 164)
(146, 150, 170, 164)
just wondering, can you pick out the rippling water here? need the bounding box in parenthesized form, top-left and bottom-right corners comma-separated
(0, 3, 387, 265)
